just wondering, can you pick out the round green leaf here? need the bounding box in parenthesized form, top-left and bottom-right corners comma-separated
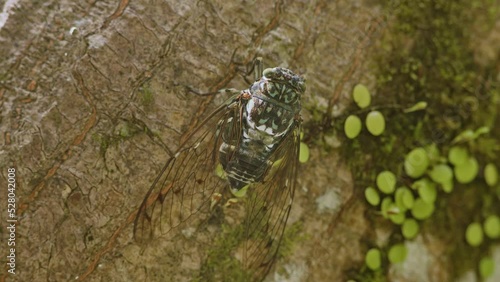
(353, 84, 371, 108)
(441, 179, 454, 193)
(402, 188, 415, 209)
(344, 115, 362, 139)
(365, 111, 385, 136)
(484, 163, 498, 187)
(484, 215, 500, 239)
(404, 148, 430, 178)
(465, 222, 483, 247)
(429, 164, 453, 184)
(394, 187, 410, 212)
(376, 171, 397, 194)
(388, 244, 407, 264)
(402, 218, 419, 239)
(365, 187, 380, 206)
(448, 146, 468, 166)
(454, 157, 479, 184)
(299, 142, 310, 163)
(479, 256, 495, 278)
(413, 179, 437, 204)
(411, 198, 434, 220)
(365, 248, 382, 270)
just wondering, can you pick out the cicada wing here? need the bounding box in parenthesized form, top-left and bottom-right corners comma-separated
(133, 96, 242, 243)
(243, 122, 301, 281)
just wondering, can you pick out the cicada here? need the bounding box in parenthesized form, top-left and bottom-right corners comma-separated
(134, 59, 306, 281)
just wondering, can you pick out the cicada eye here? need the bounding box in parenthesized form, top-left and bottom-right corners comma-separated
(262, 68, 274, 78)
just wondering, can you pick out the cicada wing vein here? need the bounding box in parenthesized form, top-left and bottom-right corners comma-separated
(133, 96, 242, 244)
(242, 122, 301, 281)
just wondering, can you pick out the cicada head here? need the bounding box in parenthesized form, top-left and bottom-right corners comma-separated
(250, 67, 306, 112)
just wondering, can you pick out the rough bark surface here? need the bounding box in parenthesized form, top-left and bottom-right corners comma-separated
(0, 0, 388, 281)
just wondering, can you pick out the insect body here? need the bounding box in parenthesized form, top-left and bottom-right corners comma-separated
(134, 60, 305, 281)
(220, 67, 304, 193)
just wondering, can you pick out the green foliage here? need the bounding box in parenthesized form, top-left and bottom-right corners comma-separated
(365, 187, 381, 206)
(336, 0, 499, 280)
(454, 157, 479, 184)
(484, 163, 499, 187)
(411, 198, 435, 220)
(376, 171, 397, 194)
(299, 142, 310, 163)
(345, 115, 362, 139)
(429, 164, 453, 184)
(366, 111, 386, 136)
(388, 244, 407, 264)
(448, 146, 469, 166)
(402, 219, 419, 239)
(404, 148, 430, 178)
(483, 215, 500, 239)
(479, 256, 495, 279)
(353, 84, 371, 109)
(465, 222, 483, 247)
(365, 248, 382, 270)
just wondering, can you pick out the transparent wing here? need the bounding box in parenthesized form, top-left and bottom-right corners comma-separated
(243, 121, 301, 281)
(133, 95, 241, 243)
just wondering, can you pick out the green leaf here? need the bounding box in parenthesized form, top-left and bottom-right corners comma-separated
(465, 222, 483, 247)
(454, 157, 479, 184)
(411, 198, 434, 220)
(484, 163, 498, 187)
(404, 148, 430, 178)
(441, 179, 454, 193)
(403, 101, 427, 113)
(388, 244, 407, 264)
(365, 111, 386, 136)
(365, 248, 382, 270)
(473, 126, 490, 138)
(484, 215, 500, 239)
(479, 256, 495, 278)
(344, 115, 362, 139)
(365, 187, 380, 206)
(452, 129, 475, 143)
(402, 188, 415, 209)
(376, 171, 397, 194)
(402, 218, 419, 239)
(413, 178, 437, 204)
(299, 142, 310, 163)
(394, 187, 411, 212)
(353, 84, 371, 108)
(429, 164, 453, 184)
(448, 146, 469, 166)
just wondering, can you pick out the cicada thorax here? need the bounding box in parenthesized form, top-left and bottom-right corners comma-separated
(218, 67, 305, 192)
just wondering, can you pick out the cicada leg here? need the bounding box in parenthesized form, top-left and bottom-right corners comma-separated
(253, 57, 263, 81)
(183, 85, 241, 97)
